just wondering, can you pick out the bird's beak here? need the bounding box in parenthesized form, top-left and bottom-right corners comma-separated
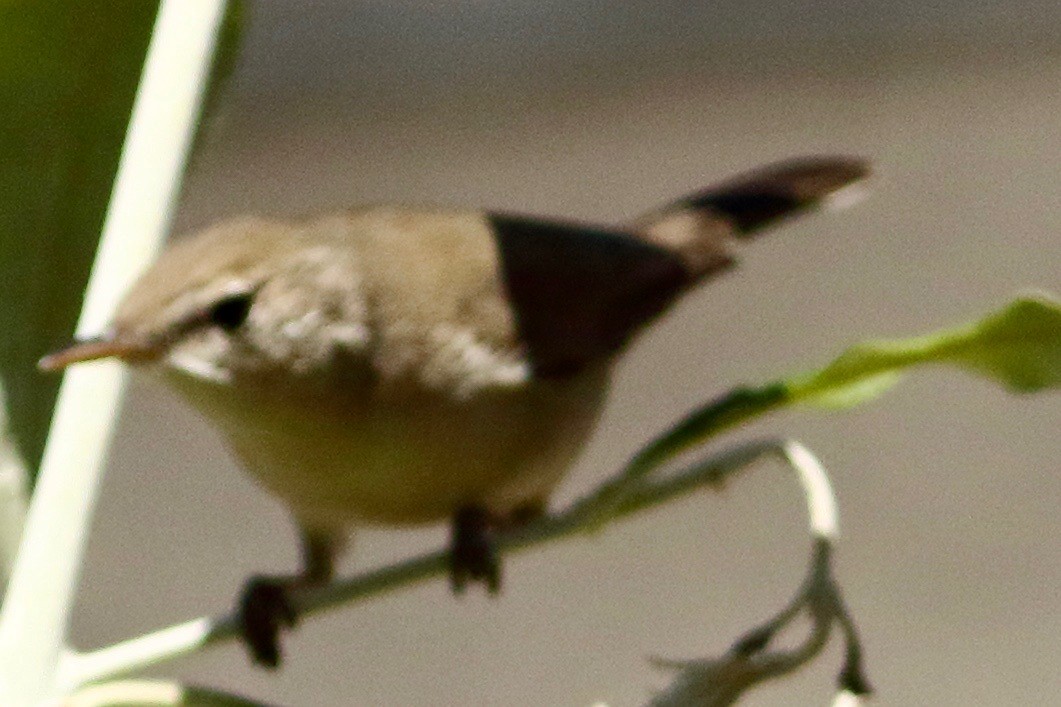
(38, 333, 159, 372)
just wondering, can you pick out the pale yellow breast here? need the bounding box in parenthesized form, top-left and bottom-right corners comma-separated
(169, 362, 609, 528)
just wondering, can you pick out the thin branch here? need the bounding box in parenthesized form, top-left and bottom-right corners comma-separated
(647, 441, 870, 707)
(61, 438, 792, 687)
(62, 434, 868, 707)
(577, 385, 789, 531)
(0, 2, 227, 703)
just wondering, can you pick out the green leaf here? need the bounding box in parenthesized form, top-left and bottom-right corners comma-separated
(939, 294, 1061, 392)
(787, 294, 1061, 408)
(584, 293, 1060, 527)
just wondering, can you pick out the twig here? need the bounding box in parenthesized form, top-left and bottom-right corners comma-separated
(647, 441, 870, 707)
(61, 438, 797, 688)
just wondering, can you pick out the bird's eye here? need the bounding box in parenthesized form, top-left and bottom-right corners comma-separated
(208, 292, 253, 331)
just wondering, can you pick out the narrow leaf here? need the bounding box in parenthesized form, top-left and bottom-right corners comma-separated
(584, 293, 1060, 524)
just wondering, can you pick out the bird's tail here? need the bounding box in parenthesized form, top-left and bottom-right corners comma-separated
(632, 156, 870, 281)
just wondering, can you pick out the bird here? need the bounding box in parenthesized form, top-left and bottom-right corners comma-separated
(40, 156, 869, 668)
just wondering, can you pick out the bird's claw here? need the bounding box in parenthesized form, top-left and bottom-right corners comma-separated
(450, 506, 501, 594)
(238, 575, 299, 668)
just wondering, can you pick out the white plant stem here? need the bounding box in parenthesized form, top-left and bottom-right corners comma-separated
(0, 1, 226, 703)
(832, 691, 864, 707)
(783, 439, 839, 541)
(0, 382, 28, 592)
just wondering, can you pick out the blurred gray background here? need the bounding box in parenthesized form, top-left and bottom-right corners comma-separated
(72, 1, 1059, 705)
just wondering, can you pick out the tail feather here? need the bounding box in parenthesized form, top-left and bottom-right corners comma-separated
(635, 156, 869, 280)
(682, 156, 869, 235)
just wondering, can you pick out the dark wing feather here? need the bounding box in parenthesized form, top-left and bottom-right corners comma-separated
(488, 214, 690, 378)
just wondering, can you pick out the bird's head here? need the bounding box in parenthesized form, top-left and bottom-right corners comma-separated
(39, 217, 368, 397)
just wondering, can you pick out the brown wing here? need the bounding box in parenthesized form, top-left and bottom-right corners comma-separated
(488, 214, 690, 378)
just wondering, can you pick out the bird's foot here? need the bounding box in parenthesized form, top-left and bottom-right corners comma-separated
(450, 506, 501, 594)
(238, 574, 299, 669)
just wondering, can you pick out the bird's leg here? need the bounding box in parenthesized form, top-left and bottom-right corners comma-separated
(238, 527, 338, 669)
(450, 505, 499, 594)
(449, 501, 544, 595)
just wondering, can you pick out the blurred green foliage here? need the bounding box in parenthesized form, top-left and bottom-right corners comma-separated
(0, 1, 242, 482)
(0, 1, 161, 477)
